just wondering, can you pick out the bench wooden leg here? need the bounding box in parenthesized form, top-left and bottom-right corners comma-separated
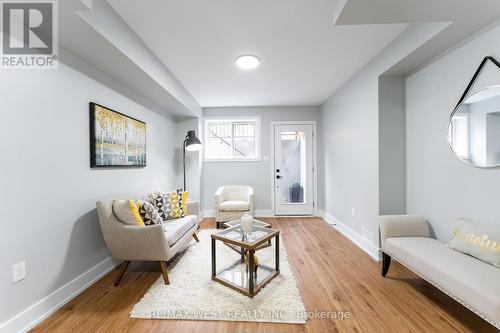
(192, 233, 200, 242)
(382, 252, 391, 277)
(159, 261, 170, 285)
(113, 261, 130, 286)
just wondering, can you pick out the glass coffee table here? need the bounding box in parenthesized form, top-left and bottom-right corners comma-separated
(211, 224, 280, 297)
(222, 218, 271, 229)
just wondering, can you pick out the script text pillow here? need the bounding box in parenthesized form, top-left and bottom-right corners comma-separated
(447, 218, 500, 268)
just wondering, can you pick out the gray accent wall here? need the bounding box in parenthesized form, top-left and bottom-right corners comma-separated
(406, 24, 500, 241)
(379, 76, 406, 215)
(320, 23, 446, 245)
(202, 106, 320, 213)
(0, 50, 179, 326)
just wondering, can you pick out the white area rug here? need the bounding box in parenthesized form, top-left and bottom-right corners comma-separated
(130, 230, 306, 324)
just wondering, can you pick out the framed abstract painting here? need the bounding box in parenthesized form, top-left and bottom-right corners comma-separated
(89, 102, 146, 168)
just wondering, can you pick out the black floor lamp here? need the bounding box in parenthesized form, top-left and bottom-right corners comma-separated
(183, 130, 202, 191)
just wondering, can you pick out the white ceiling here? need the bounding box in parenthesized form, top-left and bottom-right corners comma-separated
(107, 0, 408, 107)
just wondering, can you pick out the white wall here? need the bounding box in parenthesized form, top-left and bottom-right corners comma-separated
(202, 106, 320, 213)
(0, 50, 179, 330)
(320, 24, 444, 249)
(406, 24, 500, 241)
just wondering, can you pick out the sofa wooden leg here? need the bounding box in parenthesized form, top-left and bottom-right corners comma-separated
(216, 221, 221, 229)
(159, 261, 170, 285)
(382, 252, 391, 277)
(113, 261, 130, 286)
(192, 233, 200, 242)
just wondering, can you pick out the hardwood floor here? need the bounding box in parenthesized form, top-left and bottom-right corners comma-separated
(31, 217, 497, 333)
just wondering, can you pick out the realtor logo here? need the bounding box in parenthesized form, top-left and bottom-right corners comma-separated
(1, 0, 58, 68)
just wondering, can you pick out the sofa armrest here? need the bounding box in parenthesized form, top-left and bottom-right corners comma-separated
(186, 200, 200, 218)
(378, 215, 430, 250)
(108, 223, 170, 261)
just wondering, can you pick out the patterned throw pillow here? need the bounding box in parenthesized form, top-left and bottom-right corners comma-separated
(151, 189, 184, 220)
(138, 201, 163, 226)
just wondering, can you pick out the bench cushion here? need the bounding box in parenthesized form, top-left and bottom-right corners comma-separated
(385, 237, 500, 327)
(162, 215, 197, 246)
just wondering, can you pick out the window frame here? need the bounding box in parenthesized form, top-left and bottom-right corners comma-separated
(203, 116, 261, 162)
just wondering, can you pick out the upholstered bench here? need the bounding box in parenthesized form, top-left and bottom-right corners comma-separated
(378, 215, 500, 330)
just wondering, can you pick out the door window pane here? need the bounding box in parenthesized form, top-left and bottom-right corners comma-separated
(280, 131, 306, 203)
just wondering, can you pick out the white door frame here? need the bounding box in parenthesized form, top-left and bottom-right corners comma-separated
(270, 121, 318, 216)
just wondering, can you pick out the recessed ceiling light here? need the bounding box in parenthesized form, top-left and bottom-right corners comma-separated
(235, 55, 260, 70)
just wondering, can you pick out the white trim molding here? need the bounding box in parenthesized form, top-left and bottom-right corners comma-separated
(0, 257, 119, 333)
(318, 210, 381, 262)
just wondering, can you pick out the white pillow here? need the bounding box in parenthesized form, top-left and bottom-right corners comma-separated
(447, 218, 500, 268)
(112, 199, 144, 226)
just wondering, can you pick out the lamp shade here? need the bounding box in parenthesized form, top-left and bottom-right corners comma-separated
(185, 130, 202, 151)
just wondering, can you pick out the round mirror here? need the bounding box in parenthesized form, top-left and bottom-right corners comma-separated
(448, 85, 500, 168)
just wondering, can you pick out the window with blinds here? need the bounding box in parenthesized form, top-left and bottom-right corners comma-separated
(204, 118, 261, 160)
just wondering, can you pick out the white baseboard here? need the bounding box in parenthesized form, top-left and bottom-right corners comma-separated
(255, 209, 274, 217)
(201, 209, 275, 219)
(201, 210, 214, 218)
(0, 257, 119, 333)
(319, 210, 381, 262)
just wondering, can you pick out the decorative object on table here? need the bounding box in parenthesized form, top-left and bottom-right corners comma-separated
(211, 225, 280, 297)
(447, 56, 500, 168)
(244, 251, 259, 274)
(215, 185, 254, 228)
(240, 212, 253, 235)
(183, 130, 202, 191)
(130, 230, 305, 324)
(89, 102, 146, 168)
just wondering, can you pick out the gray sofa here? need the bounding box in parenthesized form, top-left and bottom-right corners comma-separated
(96, 200, 200, 285)
(379, 215, 500, 330)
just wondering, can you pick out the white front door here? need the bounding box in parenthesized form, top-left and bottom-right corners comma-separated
(273, 124, 314, 215)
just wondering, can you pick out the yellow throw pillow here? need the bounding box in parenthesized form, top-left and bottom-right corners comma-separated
(447, 218, 500, 267)
(182, 191, 189, 215)
(129, 200, 145, 226)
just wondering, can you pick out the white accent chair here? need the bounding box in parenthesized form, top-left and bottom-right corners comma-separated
(215, 185, 254, 228)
